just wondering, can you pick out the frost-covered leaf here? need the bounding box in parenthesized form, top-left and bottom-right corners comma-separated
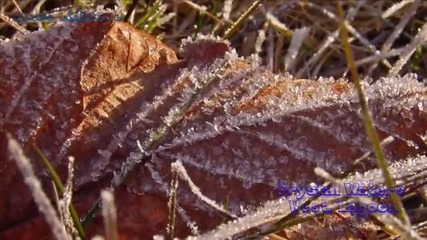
(193, 154, 427, 239)
(0, 16, 112, 230)
(1, 13, 427, 239)
(126, 69, 427, 238)
(0, 13, 178, 237)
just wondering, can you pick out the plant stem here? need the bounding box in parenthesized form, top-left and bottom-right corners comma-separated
(336, 0, 409, 227)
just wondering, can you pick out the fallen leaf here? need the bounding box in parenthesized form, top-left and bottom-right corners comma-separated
(1, 12, 427, 239)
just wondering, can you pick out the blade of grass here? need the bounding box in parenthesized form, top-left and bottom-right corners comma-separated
(81, 199, 102, 226)
(220, 195, 230, 224)
(123, 0, 138, 22)
(223, 0, 264, 39)
(101, 190, 118, 240)
(192, 11, 206, 39)
(8, 135, 71, 240)
(59, 156, 80, 239)
(167, 171, 179, 240)
(209, 0, 224, 34)
(12, 0, 25, 16)
(0, 12, 29, 34)
(336, 0, 409, 227)
(170, 160, 237, 219)
(134, 0, 161, 29)
(181, 0, 232, 29)
(388, 22, 427, 77)
(145, 5, 166, 34)
(32, 144, 86, 239)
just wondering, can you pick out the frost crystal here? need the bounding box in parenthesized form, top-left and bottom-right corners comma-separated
(2, 20, 427, 239)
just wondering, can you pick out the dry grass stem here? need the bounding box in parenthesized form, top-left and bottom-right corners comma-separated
(388, 22, 427, 77)
(7, 135, 71, 240)
(101, 190, 118, 240)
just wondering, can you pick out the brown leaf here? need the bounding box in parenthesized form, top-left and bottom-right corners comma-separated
(1, 14, 427, 239)
(0, 15, 178, 236)
(0, 18, 112, 229)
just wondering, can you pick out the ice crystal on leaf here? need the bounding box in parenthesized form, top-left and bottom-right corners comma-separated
(1, 18, 427, 239)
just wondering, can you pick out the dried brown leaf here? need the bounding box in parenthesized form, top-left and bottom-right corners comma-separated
(1, 15, 427, 239)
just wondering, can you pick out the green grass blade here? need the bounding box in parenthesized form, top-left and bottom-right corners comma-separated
(81, 199, 102, 226)
(135, 0, 162, 29)
(192, 11, 206, 39)
(32, 144, 86, 239)
(146, 5, 165, 34)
